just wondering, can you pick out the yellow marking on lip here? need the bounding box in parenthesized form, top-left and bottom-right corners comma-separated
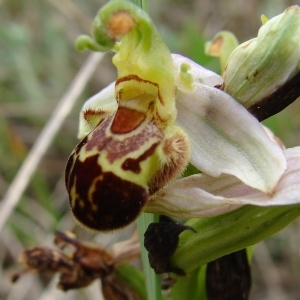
(79, 200, 85, 208)
(111, 106, 146, 134)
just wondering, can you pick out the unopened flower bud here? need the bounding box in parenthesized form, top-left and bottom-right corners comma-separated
(223, 6, 300, 121)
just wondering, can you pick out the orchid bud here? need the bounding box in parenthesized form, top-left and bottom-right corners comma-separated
(223, 6, 300, 121)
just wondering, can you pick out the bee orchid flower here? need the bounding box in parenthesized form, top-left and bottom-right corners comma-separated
(66, 0, 190, 231)
(66, 1, 300, 232)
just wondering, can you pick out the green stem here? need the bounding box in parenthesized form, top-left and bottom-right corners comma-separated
(115, 263, 147, 299)
(138, 213, 162, 300)
(170, 204, 300, 273)
(141, 0, 148, 12)
(169, 267, 207, 300)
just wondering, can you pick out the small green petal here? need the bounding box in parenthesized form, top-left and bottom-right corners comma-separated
(260, 14, 269, 25)
(176, 63, 195, 93)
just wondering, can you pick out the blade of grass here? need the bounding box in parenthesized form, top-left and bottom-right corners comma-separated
(141, 0, 148, 12)
(137, 213, 162, 300)
(0, 52, 104, 235)
(119, 0, 148, 12)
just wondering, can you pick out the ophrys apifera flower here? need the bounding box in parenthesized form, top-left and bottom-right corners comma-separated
(66, 0, 190, 231)
(66, 1, 300, 232)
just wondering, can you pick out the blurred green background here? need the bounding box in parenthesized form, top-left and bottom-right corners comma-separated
(0, 0, 300, 299)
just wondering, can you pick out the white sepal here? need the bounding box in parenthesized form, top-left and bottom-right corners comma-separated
(176, 82, 286, 193)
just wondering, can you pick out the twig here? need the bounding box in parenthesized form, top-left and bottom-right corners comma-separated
(47, 0, 92, 34)
(0, 52, 104, 236)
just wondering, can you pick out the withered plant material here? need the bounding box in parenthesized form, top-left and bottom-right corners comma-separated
(144, 219, 195, 275)
(206, 249, 251, 300)
(12, 230, 140, 299)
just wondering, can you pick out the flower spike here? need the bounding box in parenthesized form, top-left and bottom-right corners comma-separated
(66, 1, 190, 231)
